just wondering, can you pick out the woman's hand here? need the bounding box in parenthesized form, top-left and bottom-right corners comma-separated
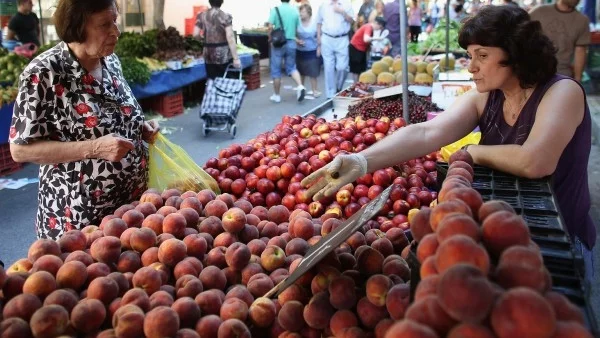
(143, 120, 160, 144)
(91, 134, 135, 162)
(232, 58, 242, 69)
(297, 39, 305, 46)
(317, 46, 321, 57)
(301, 153, 368, 201)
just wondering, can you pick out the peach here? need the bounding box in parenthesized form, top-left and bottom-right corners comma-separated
(194, 289, 224, 316)
(386, 283, 410, 320)
(2, 293, 42, 321)
(6, 258, 32, 275)
(478, 200, 515, 222)
(435, 234, 490, 274)
(382, 256, 410, 282)
(330, 310, 359, 337)
(375, 318, 394, 338)
(250, 205, 270, 220)
(441, 187, 483, 217)
(27, 239, 61, 263)
(447, 167, 474, 183)
(23, 271, 56, 300)
(216, 193, 235, 207)
(303, 291, 335, 330)
(410, 207, 434, 243)
(199, 265, 227, 291)
(143, 306, 180, 338)
(277, 283, 309, 305)
(157, 233, 176, 246)
(141, 247, 160, 266)
(278, 300, 306, 332)
(82, 225, 104, 247)
(217, 318, 251, 338)
(29, 305, 69, 337)
(64, 250, 93, 266)
(117, 250, 142, 273)
(449, 150, 474, 165)
(204, 200, 228, 218)
(225, 285, 254, 307)
(241, 263, 264, 285)
(386, 228, 410, 254)
(87, 276, 119, 305)
(172, 297, 201, 329)
(158, 238, 187, 267)
(238, 224, 260, 244)
(321, 218, 343, 236)
(247, 273, 274, 298)
(551, 321, 594, 338)
(371, 238, 394, 257)
(175, 275, 204, 299)
(222, 207, 247, 234)
(112, 304, 145, 338)
(90, 236, 122, 264)
(121, 287, 151, 312)
(0, 317, 33, 338)
(323, 275, 355, 310)
(366, 274, 393, 307)
(356, 246, 384, 275)
(290, 217, 315, 240)
(2, 273, 27, 301)
(436, 213, 480, 244)
(260, 245, 286, 272)
(162, 188, 182, 200)
(248, 297, 277, 328)
(70, 298, 106, 333)
(438, 178, 471, 202)
(195, 314, 222, 337)
(149, 290, 174, 309)
(356, 296, 389, 329)
(57, 230, 87, 253)
(234, 199, 253, 214)
(180, 197, 203, 214)
(420, 256, 438, 278)
(384, 319, 438, 338)
(449, 160, 475, 176)
(107, 272, 130, 296)
(545, 291, 585, 325)
(132, 266, 163, 295)
(199, 216, 224, 237)
(140, 192, 164, 209)
(122, 209, 145, 228)
(414, 275, 440, 301)
(214, 232, 238, 247)
(266, 205, 288, 223)
(55, 260, 87, 290)
(86, 262, 111, 283)
(437, 264, 495, 322)
(491, 287, 556, 338)
(103, 218, 129, 238)
(149, 262, 170, 285)
(130, 227, 157, 253)
(30, 254, 63, 276)
(163, 213, 187, 239)
(447, 323, 496, 338)
(206, 247, 227, 269)
(345, 232, 366, 251)
(136, 201, 158, 217)
(482, 211, 531, 257)
(405, 295, 456, 336)
(339, 252, 357, 271)
(173, 259, 202, 281)
(114, 204, 136, 218)
(496, 245, 549, 292)
(142, 214, 164, 235)
(220, 297, 249, 321)
(267, 236, 287, 250)
(416, 233, 439, 263)
(429, 200, 472, 232)
(43, 289, 78, 313)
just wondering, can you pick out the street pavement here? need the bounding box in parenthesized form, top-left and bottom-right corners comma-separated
(0, 65, 599, 328)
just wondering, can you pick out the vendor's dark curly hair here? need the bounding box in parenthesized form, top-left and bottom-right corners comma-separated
(458, 5, 557, 88)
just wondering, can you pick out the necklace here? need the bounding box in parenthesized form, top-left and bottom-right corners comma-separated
(504, 88, 533, 121)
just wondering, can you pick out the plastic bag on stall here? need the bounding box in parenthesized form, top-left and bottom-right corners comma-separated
(148, 133, 220, 194)
(440, 132, 481, 162)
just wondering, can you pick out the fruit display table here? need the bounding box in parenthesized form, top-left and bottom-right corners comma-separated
(130, 53, 256, 100)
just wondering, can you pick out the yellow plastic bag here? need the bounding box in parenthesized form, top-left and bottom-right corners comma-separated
(148, 133, 220, 194)
(440, 132, 481, 162)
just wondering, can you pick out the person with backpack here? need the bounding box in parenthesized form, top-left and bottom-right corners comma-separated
(268, 0, 306, 103)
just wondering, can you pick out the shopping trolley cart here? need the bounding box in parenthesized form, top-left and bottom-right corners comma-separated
(199, 65, 247, 138)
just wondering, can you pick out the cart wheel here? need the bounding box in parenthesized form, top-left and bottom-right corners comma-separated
(230, 124, 237, 139)
(202, 122, 209, 137)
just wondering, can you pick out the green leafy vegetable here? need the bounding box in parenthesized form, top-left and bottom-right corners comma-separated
(421, 19, 463, 52)
(119, 56, 151, 85)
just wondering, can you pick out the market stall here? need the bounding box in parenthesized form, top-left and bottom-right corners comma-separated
(239, 29, 270, 60)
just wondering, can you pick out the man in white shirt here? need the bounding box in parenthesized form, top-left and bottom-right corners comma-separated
(317, 0, 355, 99)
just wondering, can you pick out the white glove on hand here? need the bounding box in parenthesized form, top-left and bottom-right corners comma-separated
(301, 153, 368, 202)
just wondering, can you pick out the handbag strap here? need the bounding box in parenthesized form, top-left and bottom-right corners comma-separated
(275, 7, 285, 34)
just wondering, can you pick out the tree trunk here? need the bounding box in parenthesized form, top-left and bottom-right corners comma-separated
(153, 0, 165, 30)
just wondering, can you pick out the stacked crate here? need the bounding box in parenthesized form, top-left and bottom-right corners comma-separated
(151, 90, 184, 118)
(0, 0, 16, 28)
(242, 54, 261, 91)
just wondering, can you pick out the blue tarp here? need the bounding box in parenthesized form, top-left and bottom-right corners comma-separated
(130, 53, 255, 100)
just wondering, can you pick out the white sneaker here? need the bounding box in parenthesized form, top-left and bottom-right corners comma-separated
(306, 90, 314, 96)
(270, 94, 281, 103)
(297, 85, 306, 102)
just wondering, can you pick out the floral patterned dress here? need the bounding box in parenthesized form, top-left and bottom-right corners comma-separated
(9, 42, 148, 240)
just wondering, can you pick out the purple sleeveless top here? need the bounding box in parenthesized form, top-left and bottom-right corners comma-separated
(479, 74, 596, 249)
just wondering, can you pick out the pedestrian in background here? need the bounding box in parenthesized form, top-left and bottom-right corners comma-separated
(194, 0, 241, 79)
(408, 0, 423, 42)
(316, 0, 354, 98)
(349, 16, 387, 81)
(268, 0, 306, 103)
(6, 0, 40, 46)
(383, 0, 401, 57)
(356, 0, 375, 30)
(368, 0, 385, 23)
(296, 3, 321, 98)
(529, 0, 590, 82)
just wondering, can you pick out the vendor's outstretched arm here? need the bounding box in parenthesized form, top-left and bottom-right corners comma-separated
(467, 79, 584, 179)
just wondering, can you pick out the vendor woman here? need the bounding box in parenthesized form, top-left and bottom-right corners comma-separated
(302, 5, 595, 281)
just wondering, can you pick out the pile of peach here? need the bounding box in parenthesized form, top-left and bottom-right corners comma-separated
(0, 185, 417, 337)
(385, 150, 593, 338)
